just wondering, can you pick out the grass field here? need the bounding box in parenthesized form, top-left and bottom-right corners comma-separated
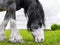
(0, 30, 60, 45)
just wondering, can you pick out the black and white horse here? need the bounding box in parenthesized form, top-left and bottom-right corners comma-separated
(0, 0, 45, 43)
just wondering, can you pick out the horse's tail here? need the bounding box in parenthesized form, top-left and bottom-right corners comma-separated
(36, 0, 45, 27)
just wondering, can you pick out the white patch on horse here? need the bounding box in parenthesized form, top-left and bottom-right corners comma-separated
(31, 27, 44, 42)
(0, 20, 9, 41)
(9, 18, 24, 43)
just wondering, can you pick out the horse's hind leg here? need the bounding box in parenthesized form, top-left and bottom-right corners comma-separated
(0, 11, 10, 41)
(9, 2, 23, 43)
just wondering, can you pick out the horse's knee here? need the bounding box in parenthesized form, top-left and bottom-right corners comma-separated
(10, 18, 16, 28)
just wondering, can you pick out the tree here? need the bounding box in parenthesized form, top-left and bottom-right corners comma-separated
(51, 24, 58, 30)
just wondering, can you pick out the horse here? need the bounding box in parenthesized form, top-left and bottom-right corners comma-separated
(0, 0, 45, 43)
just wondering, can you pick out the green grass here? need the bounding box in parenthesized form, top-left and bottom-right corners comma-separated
(0, 30, 60, 45)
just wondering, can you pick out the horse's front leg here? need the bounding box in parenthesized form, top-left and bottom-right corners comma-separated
(0, 11, 10, 41)
(9, 2, 24, 43)
(10, 18, 24, 43)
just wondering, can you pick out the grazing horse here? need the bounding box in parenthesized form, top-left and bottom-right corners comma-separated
(0, 0, 45, 43)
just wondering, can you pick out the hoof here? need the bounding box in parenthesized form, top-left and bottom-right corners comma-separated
(0, 34, 6, 41)
(9, 33, 24, 43)
(9, 38, 24, 43)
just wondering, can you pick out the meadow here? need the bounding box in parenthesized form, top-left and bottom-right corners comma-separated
(0, 30, 60, 45)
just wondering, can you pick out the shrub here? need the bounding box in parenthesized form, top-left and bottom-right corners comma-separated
(51, 24, 58, 30)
